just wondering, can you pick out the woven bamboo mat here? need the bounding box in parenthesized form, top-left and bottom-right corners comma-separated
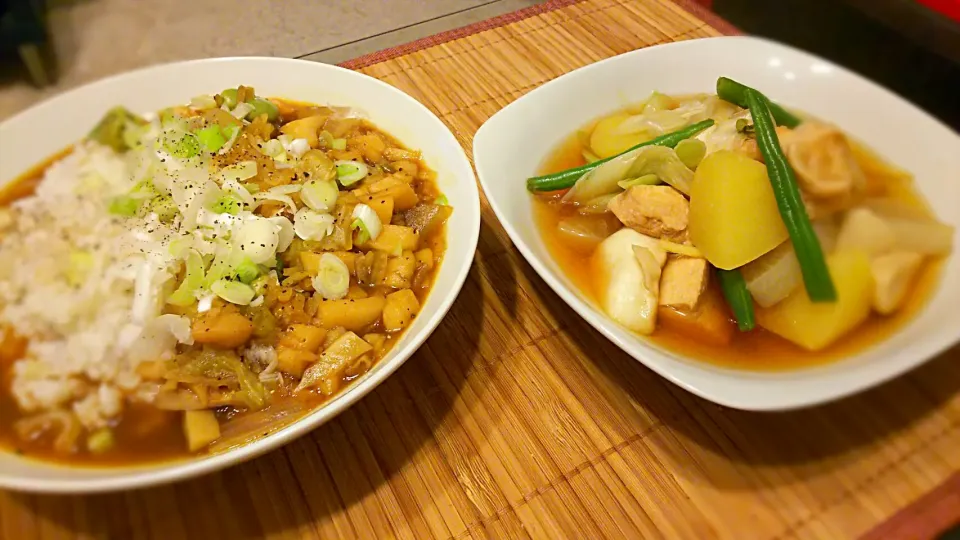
(2, 0, 959, 538)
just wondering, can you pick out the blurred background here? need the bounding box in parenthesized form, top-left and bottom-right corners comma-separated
(1, 0, 958, 128)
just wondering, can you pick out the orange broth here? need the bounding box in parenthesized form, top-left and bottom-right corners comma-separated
(533, 133, 944, 371)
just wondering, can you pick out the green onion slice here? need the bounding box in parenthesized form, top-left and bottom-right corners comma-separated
(335, 160, 369, 186)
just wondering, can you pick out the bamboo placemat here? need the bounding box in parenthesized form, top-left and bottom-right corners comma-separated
(2, 0, 959, 538)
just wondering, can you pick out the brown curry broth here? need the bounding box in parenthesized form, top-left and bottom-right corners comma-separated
(0, 102, 448, 465)
(533, 133, 943, 371)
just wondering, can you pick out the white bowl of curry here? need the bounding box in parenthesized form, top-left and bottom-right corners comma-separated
(0, 57, 480, 492)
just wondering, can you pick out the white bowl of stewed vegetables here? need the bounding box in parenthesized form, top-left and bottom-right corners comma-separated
(474, 36, 960, 410)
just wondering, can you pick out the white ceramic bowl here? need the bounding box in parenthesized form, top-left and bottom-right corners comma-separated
(474, 36, 960, 412)
(0, 57, 480, 493)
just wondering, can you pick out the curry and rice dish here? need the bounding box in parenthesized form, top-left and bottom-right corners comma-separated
(529, 77, 953, 369)
(0, 86, 451, 463)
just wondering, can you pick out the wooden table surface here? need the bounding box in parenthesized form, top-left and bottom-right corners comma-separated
(2, 1, 959, 538)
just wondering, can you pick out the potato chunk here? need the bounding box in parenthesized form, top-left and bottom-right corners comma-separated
(358, 224, 419, 253)
(382, 251, 416, 289)
(183, 410, 220, 452)
(276, 348, 316, 377)
(382, 289, 421, 332)
(280, 115, 327, 147)
(192, 312, 254, 349)
(279, 324, 327, 353)
(756, 250, 874, 351)
(355, 176, 418, 210)
(688, 151, 789, 270)
(318, 296, 386, 332)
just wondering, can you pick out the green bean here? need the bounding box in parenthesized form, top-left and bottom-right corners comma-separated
(743, 88, 837, 302)
(525, 119, 715, 192)
(717, 269, 755, 332)
(220, 88, 239, 109)
(716, 77, 801, 129)
(246, 98, 280, 122)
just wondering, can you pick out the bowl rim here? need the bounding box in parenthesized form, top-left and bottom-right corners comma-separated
(473, 35, 960, 412)
(0, 56, 481, 493)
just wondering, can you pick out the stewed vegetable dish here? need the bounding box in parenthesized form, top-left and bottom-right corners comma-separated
(529, 78, 953, 369)
(0, 86, 451, 463)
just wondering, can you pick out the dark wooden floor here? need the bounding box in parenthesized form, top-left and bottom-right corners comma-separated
(714, 0, 960, 131)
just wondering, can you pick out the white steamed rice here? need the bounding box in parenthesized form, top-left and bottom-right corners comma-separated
(0, 142, 189, 430)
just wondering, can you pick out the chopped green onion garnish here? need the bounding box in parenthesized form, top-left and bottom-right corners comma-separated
(246, 98, 279, 122)
(168, 237, 192, 258)
(312, 253, 350, 300)
(331, 138, 347, 150)
(150, 196, 178, 222)
(211, 279, 256, 306)
(351, 203, 382, 244)
(164, 133, 201, 159)
(335, 160, 369, 186)
(434, 194, 449, 206)
(121, 121, 149, 150)
(168, 251, 206, 307)
(617, 174, 660, 190)
(293, 209, 335, 241)
(159, 108, 181, 128)
(190, 95, 218, 110)
(318, 130, 335, 148)
(129, 180, 157, 199)
(351, 218, 371, 245)
(204, 254, 233, 288)
(108, 196, 143, 217)
(300, 180, 339, 211)
(219, 88, 239, 109)
(196, 125, 228, 152)
(262, 139, 285, 159)
(218, 161, 257, 185)
(275, 257, 285, 273)
(235, 258, 261, 284)
(211, 194, 244, 215)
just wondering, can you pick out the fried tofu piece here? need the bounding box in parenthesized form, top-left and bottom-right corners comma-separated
(782, 122, 866, 199)
(658, 256, 710, 312)
(608, 185, 689, 242)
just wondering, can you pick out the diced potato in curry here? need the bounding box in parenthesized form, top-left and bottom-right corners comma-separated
(383, 289, 421, 332)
